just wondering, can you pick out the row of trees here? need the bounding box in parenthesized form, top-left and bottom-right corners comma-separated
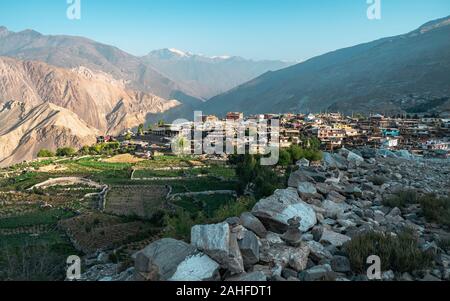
(37, 142, 122, 158)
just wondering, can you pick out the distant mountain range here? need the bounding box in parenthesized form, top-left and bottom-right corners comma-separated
(0, 27, 290, 102)
(200, 16, 450, 117)
(143, 48, 292, 99)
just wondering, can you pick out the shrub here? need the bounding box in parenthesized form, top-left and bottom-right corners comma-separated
(383, 189, 418, 208)
(288, 145, 304, 162)
(344, 230, 432, 273)
(419, 194, 450, 227)
(56, 147, 77, 157)
(212, 197, 257, 222)
(37, 149, 55, 158)
(0, 242, 68, 281)
(164, 209, 196, 241)
(438, 239, 450, 252)
(278, 149, 292, 167)
(368, 175, 387, 186)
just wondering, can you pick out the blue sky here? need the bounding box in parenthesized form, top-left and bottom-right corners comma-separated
(0, 0, 449, 61)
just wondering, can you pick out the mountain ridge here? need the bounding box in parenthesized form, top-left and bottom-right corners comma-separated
(201, 15, 450, 116)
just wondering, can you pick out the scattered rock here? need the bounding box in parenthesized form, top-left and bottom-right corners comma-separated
(299, 264, 336, 281)
(320, 229, 351, 247)
(252, 188, 317, 233)
(169, 253, 220, 281)
(240, 212, 267, 238)
(297, 182, 318, 200)
(331, 256, 351, 273)
(191, 222, 244, 274)
(226, 271, 267, 281)
(134, 238, 198, 281)
(238, 229, 260, 267)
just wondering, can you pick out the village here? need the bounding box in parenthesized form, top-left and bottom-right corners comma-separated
(101, 112, 450, 160)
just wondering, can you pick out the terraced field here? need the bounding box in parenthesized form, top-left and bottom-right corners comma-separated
(105, 185, 168, 218)
(0, 154, 241, 280)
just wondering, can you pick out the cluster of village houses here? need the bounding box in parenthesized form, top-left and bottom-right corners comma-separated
(100, 112, 450, 159)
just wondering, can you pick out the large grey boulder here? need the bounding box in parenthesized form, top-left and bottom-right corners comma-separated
(320, 229, 351, 247)
(306, 240, 333, 261)
(169, 253, 220, 281)
(327, 191, 346, 203)
(288, 168, 327, 187)
(331, 256, 351, 273)
(322, 199, 351, 219)
(134, 238, 198, 281)
(252, 188, 317, 233)
(191, 222, 244, 274)
(346, 151, 364, 166)
(237, 229, 260, 267)
(297, 182, 318, 200)
(299, 264, 336, 281)
(240, 212, 267, 238)
(322, 153, 347, 170)
(260, 241, 310, 272)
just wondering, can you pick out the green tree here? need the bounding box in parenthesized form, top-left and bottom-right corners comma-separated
(289, 144, 304, 162)
(78, 146, 90, 155)
(137, 124, 144, 136)
(37, 149, 55, 158)
(278, 149, 292, 167)
(56, 147, 77, 157)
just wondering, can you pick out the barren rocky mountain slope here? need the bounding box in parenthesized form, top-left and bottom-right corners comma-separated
(0, 26, 198, 103)
(202, 16, 450, 116)
(0, 101, 98, 167)
(0, 27, 290, 103)
(0, 56, 179, 166)
(0, 56, 179, 133)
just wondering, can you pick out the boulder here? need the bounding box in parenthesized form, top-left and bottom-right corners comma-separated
(296, 158, 310, 167)
(134, 238, 197, 281)
(322, 199, 351, 219)
(260, 241, 310, 272)
(226, 271, 267, 281)
(327, 191, 346, 203)
(320, 229, 351, 247)
(299, 264, 336, 281)
(297, 182, 318, 200)
(288, 170, 315, 187)
(331, 256, 351, 273)
(252, 188, 317, 233)
(191, 222, 244, 274)
(322, 153, 347, 170)
(169, 253, 220, 281)
(288, 168, 327, 187)
(237, 229, 260, 267)
(346, 151, 364, 166)
(306, 240, 333, 261)
(240, 212, 267, 238)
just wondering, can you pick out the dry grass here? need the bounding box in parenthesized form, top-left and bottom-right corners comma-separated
(102, 154, 144, 164)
